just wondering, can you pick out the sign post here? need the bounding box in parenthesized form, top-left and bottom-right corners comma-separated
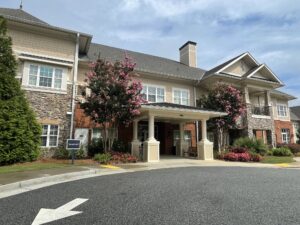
(66, 139, 81, 164)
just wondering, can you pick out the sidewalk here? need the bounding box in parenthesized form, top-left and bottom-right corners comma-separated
(0, 157, 299, 199)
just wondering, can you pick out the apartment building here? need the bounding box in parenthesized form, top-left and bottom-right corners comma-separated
(0, 7, 296, 161)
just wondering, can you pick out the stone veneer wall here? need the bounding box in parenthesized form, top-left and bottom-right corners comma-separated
(244, 104, 276, 146)
(24, 85, 73, 157)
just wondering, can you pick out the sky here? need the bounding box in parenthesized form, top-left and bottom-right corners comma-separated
(1, 0, 300, 105)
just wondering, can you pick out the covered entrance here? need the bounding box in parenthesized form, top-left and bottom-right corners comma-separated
(136, 121, 194, 156)
(131, 103, 226, 162)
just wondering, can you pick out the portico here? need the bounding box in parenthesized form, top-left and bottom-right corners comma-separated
(131, 103, 226, 162)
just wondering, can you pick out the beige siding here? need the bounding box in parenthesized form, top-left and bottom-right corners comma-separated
(140, 77, 195, 106)
(8, 27, 75, 60)
(77, 66, 196, 106)
(223, 60, 251, 76)
(271, 98, 291, 121)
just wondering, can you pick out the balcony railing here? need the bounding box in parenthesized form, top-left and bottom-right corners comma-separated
(251, 106, 270, 116)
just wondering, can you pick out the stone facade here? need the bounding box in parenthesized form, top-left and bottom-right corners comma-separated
(244, 104, 276, 146)
(25, 85, 73, 157)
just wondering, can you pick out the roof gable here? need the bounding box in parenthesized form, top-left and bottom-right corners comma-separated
(246, 64, 283, 84)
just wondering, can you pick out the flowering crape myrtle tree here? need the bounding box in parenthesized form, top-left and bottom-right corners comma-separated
(198, 82, 246, 152)
(80, 56, 145, 152)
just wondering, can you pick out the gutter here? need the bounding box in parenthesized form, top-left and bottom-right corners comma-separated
(70, 33, 80, 139)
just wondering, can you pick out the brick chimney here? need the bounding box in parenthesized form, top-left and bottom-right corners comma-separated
(179, 41, 197, 67)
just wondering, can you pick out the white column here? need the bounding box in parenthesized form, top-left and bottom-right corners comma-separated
(197, 118, 213, 160)
(143, 113, 160, 162)
(264, 90, 271, 107)
(243, 85, 250, 104)
(201, 119, 207, 141)
(148, 114, 155, 141)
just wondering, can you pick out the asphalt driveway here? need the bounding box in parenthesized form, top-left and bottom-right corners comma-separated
(0, 167, 299, 225)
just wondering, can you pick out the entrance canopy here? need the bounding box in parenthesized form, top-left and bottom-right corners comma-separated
(138, 102, 227, 122)
(131, 103, 227, 162)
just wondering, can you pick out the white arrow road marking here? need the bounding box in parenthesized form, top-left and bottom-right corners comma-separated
(31, 198, 88, 225)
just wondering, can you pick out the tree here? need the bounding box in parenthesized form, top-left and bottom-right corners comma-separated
(0, 17, 41, 165)
(198, 82, 246, 152)
(81, 56, 144, 152)
(297, 127, 300, 144)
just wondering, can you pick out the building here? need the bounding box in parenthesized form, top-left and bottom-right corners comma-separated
(290, 106, 300, 143)
(0, 7, 297, 161)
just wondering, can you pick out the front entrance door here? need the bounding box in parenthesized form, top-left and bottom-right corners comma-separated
(75, 128, 89, 148)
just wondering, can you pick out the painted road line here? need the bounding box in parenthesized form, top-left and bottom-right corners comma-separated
(276, 163, 290, 168)
(31, 198, 88, 225)
(100, 164, 120, 169)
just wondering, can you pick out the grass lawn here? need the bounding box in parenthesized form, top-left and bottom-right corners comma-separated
(0, 159, 96, 174)
(261, 156, 295, 164)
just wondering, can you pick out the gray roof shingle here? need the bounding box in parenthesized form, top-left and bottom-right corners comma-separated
(291, 106, 300, 121)
(0, 8, 48, 25)
(83, 43, 206, 81)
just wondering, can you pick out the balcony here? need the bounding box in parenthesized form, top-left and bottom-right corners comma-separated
(251, 105, 270, 116)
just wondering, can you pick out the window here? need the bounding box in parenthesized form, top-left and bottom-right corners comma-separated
(41, 125, 59, 147)
(28, 64, 63, 89)
(142, 85, 165, 102)
(173, 88, 189, 105)
(92, 128, 102, 139)
(281, 128, 290, 144)
(277, 105, 288, 117)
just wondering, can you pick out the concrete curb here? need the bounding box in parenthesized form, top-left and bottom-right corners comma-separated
(0, 161, 298, 199)
(0, 168, 126, 199)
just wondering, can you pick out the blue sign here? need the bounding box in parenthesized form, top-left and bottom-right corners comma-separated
(66, 139, 81, 150)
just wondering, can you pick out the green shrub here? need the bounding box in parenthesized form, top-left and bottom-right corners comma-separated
(53, 148, 69, 159)
(94, 153, 111, 164)
(272, 147, 292, 157)
(112, 139, 128, 153)
(0, 17, 41, 165)
(266, 149, 273, 156)
(277, 143, 300, 155)
(75, 146, 86, 159)
(233, 137, 268, 156)
(88, 138, 104, 157)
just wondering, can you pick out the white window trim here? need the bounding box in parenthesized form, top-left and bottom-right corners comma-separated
(281, 128, 290, 144)
(22, 62, 67, 92)
(41, 125, 59, 148)
(92, 128, 103, 139)
(142, 84, 166, 103)
(172, 88, 190, 106)
(277, 104, 288, 117)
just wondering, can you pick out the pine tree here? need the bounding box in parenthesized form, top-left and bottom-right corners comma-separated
(0, 17, 41, 165)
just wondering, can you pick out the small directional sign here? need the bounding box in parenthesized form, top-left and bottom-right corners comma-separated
(31, 198, 88, 225)
(66, 139, 81, 150)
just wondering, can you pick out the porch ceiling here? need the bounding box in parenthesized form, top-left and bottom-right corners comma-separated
(139, 103, 227, 121)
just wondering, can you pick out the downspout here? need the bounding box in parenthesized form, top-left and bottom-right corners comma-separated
(194, 86, 199, 143)
(70, 33, 80, 139)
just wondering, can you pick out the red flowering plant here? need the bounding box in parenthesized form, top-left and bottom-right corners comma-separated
(221, 146, 262, 162)
(198, 82, 246, 152)
(109, 151, 138, 163)
(81, 55, 146, 152)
